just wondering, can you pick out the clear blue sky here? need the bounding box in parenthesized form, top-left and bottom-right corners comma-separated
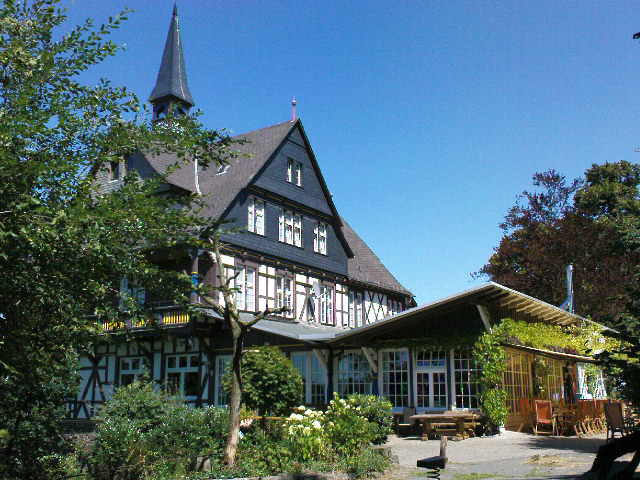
(61, 1, 640, 305)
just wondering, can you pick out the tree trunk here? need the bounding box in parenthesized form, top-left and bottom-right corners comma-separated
(224, 326, 244, 468)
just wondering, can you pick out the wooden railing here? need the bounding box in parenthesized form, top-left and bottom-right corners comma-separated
(98, 306, 190, 331)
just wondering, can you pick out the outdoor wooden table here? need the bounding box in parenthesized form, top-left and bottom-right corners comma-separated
(554, 404, 577, 435)
(411, 411, 482, 439)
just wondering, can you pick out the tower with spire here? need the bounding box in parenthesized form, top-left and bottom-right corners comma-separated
(150, 4, 195, 122)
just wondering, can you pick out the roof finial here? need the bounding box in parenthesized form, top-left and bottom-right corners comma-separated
(173, 3, 178, 16)
(291, 96, 297, 122)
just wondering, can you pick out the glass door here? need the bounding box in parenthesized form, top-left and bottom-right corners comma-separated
(414, 351, 448, 411)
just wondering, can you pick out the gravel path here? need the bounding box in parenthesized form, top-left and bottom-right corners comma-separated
(382, 431, 630, 479)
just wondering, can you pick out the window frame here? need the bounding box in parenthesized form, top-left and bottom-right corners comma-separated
(214, 355, 231, 406)
(247, 197, 265, 236)
(314, 221, 328, 255)
(119, 356, 150, 386)
(165, 353, 200, 401)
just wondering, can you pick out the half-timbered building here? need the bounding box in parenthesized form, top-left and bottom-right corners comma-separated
(70, 6, 604, 430)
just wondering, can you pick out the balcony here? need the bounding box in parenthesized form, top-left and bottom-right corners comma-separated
(98, 305, 190, 331)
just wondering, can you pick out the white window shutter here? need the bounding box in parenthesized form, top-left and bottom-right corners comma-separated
(236, 267, 245, 310)
(248, 198, 255, 233)
(255, 200, 264, 235)
(279, 209, 284, 242)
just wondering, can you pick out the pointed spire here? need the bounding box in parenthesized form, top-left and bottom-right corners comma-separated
(291, 96, 297, 121)
(150, 3, 195, 107)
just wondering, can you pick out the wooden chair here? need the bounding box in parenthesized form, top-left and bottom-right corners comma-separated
(397, 407, 416, 436)
(533, 399, 556, 436)
(518, 397, 535, 432)
(605, 401, 630, 442)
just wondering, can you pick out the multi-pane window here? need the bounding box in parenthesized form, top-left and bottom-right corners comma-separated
(166, 354, 199, 400)
(336, 352, 372, 395)
(314, 222, 327, 255)
(276, 276, 293, 317)
(247, 197, 265, 235)
(503, 350, 532, 413)
(287, 158, 303, 186)
(279, 209, 302, 247)
(233, 266, 255, 311)
(319, 285, 334, 325)
(310, 355, 326, 404)
(119, 356, 150, 386)
(453, 350, 479, 409)
(381, 350, 409, 408)
(416, 350, 446, 367)
(349, 292, 363, 327)
(537, 358, 564, 402)
(291, 352, 327, 405)
(215, 355, 231, 406)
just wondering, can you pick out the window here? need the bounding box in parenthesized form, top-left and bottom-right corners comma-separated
(319, 285, 334, 325)
(314, 222, 328, 255)
(381, 350, 409, 408)
(276, 276, 293, 317)
(287, 158, 303, 186)
(537, 357, 564, 402)
(503, 350, 532, 412)
(453, 350, 479, 409)
(348, 292, 355, 328)
(292, 352, 327, 405)
(215, 355, 231, 406)
(356, 293, 363, 326)
(416, 350, 446, 367)
(279, 209, 302, 247)
(336, 352, 372, 395)
(119, 356, 150, 386)
(295, 162, 303, 186)
(109, 160, 120, 181)
(119, 277, 145, 310)
(233, 266, 255, 311)
(287, 158, 293, 183)
(247, 197, 265, 235)
(165, 354, 199, 400)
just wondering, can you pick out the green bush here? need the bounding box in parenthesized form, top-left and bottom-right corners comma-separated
(340, 449, 390, 478)
(323, 396, 379, 458)
(88, 377, 225, 479)
(223, 345, 303, 418)
(346, 394, 393, 444)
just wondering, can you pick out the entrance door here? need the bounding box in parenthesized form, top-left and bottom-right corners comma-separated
(415, 351, 448, 410)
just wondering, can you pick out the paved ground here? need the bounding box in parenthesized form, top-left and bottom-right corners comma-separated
(382, 431, 634, 479)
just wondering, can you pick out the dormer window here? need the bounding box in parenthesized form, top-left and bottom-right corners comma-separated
(287, 158, 303, 187)
(314, 221, 328, 255)
(109, 161, 120, 182)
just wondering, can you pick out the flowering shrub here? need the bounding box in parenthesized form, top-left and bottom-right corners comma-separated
(284, 406, 327, 461)
(345, 394, 393, 444)
(323, 396, 378, 458)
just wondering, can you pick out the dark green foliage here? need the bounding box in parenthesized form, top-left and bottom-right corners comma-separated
(472, 329, 509, 432)
(223, 345, 303, 417)
(0, 1, 235, 476)
(345, 394, 393, 444)
(477, 162, 640, 404)
(340, 449, 390, 478)
(88, 377, 227, 480)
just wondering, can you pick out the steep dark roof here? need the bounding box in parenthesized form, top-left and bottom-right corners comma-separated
(341, 218, 412, 296)
(138, 120, 412, 297)
(141, 120, 296, 219)
(150, 5, 194, 107)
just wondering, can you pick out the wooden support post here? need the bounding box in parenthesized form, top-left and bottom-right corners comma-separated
(476, 304, 492, 333)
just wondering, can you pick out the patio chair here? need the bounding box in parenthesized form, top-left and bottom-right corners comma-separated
(533, 399, 556, 436)
(518, 397, 535, 432)
(605, 401, 630, 442)
(397, 407, 417, 436)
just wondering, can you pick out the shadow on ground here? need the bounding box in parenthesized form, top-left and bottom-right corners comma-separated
(522, 435, 606, 454)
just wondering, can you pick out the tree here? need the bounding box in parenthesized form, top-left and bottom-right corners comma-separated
(223, 345, 303, 422)
(200, 232, 287, 468)
(0, 2, 232, 477)
(476, 165, 640, 328)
